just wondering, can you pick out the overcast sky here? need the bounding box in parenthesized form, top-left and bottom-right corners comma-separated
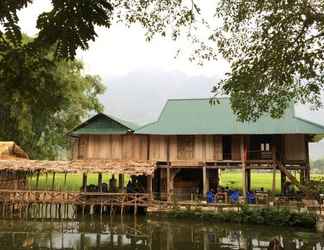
(17, 0, 324, 159)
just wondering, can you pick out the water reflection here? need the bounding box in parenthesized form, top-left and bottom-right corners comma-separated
(0, 217, 322, 250)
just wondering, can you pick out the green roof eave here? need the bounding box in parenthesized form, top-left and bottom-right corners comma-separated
(134, 98, 324, 135)
(68, 113, 139, 136)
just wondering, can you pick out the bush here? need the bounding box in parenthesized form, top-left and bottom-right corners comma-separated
(165, 207, 317, 228)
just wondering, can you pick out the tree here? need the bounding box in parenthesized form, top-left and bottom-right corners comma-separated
(208, 0, 324, 121)
(0, 0, 197, 58)
(1, 1, 323, 121)
(0, 36, 105, 159)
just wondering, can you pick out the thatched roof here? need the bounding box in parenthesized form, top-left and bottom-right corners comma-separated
(0, 142, 29, 160)
(0, 159, 155, 176)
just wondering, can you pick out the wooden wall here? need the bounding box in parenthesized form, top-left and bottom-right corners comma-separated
(77, 135, 148, 160)
(169, 135, 223, 161)
(284, 134, 306, 161)
(74, 134, 307, 162)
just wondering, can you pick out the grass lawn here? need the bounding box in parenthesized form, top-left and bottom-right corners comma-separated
(28, 171, 323, 193)
(220, 170, 284, 193)
(28, 173, 128, 191)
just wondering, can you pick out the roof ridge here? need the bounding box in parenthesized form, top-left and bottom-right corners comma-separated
(167, 97, 229, 102)
(294, 116, 324, 130)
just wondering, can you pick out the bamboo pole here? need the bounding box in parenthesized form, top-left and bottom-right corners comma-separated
(51, 172, 56, 191)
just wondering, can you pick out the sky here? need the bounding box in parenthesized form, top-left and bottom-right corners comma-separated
(17, 0, 324, 159)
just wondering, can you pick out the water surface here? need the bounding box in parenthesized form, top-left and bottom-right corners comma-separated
(0, 217, 323, 249)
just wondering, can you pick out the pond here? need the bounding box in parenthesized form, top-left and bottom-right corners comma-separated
(0, 216, 323, 250)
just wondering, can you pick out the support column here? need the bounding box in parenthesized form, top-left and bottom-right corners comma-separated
(203, 166, 208, 197)
(272, 137, 277, 197)
(118, 174, 124, 192)
(166, 167, 170, 201)
(272, 165, 276, 197)
(300, 169, 305, 185)
(241, 136, 247, 199)
(208, 168, 219, 191)
(147, 175, 153, 199)
(82, 173, 87, 192)
(246, 169, 251, 192)
(305, 137, 310, 183)
(281, 172, 286, 194)
(98, 173, 102, 192)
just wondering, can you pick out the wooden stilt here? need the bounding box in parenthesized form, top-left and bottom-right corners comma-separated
(118, 174, 124, 192)
(203, 166, 207, 197)
(147, 175, 153, 200)
(300, 169, 305, 185)
(98, 173, 103, 192)
(272, 165, 276, 197)
(246, 169, 251, 192)
(305, 136, 310, 183)
(82, 173, 87, 192)
(241, 136, 247, 199)
(166, 167, 170, 202)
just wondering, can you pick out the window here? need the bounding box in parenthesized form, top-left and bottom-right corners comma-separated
(261, 143, 270, 152)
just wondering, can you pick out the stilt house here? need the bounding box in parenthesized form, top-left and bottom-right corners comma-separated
(69, 98, 324, 198)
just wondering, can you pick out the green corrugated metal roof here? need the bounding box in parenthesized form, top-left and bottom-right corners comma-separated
(70, 113, 139, 136)
(135, 98, 324, 135)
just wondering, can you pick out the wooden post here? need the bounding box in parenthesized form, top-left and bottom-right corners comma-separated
(300, 169, 305, 185)
(147, 175, 153, 199)
(272, 138, 277, 197)
(305, 136, 310, 183)
(246, 169, 251, 192)
(82, 173, 87, 192)
(51, 172, 56, 191)
(281, 172, 286, 194)
(241, 136, 247, 199)
(118, 174, 124, 192)
(272, 165, 276, 197)
(98, 173, 103, 192)
(166, 167, 170, 202)
(203, 166, 207, 197)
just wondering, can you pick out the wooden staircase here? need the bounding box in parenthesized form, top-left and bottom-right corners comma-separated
(277, 161, 311, 196)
